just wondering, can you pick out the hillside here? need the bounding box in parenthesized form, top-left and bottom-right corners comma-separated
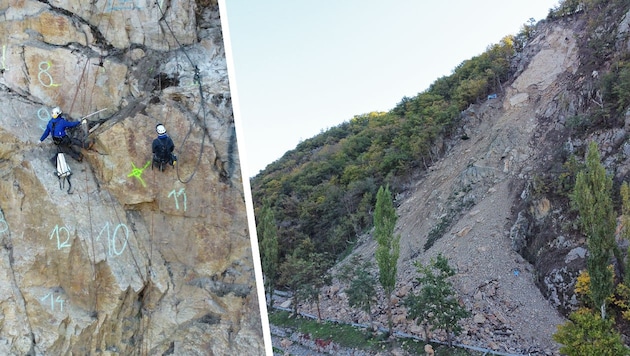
(0, 1, 265, 354)
(254, 1, 630, 354)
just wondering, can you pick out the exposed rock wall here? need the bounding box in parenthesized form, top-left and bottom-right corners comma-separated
(0, 1, 264, 354)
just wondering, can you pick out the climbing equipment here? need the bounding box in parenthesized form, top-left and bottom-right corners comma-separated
(80, 108, 108, 138)
(55, 151, 72, 194)
(156, 1, 210, 184)
(156, 124, 166, 135)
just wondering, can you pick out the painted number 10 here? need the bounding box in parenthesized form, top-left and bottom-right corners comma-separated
(97, 222, 128, 256)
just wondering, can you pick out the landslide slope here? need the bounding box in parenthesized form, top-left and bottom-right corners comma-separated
(293, 4, 630, 355)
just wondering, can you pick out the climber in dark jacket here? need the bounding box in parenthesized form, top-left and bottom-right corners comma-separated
(152, 123, 177, 171)
(39, 106, 91, 162)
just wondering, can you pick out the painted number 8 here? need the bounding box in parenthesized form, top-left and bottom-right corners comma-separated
(38, 61, 60, 87)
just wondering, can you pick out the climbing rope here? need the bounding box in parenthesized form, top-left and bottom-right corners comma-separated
(54, 2, 153, 354)
(100, 187, 153, 356)
(84, 169, 99, 314)
(68, 58, 89, 116)
(138, 151, 159, 356)
(59, 18, 103, 352)
(175, 101, 206, 184)
(56, 2, 225, 353)
(156, 0, 210, 184)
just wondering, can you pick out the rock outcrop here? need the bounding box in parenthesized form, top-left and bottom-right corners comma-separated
(0, 1, 265, 354)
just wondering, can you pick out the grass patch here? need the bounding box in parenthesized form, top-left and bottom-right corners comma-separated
(270, 310, 484, 355)
(269, 310, 378, 349)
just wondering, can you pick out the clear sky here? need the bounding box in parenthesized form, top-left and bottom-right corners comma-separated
(223, 1, 559, 177)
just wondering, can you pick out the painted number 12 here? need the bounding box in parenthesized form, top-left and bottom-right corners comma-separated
(50, 225, 71, 249)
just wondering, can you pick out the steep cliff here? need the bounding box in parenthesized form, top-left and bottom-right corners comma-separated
(0, 1, 264, 355)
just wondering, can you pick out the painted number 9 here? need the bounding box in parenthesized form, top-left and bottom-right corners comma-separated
(37, 107, 50, 131)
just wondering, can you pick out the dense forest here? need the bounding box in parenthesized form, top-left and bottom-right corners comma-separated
(251, 0, 630, 278)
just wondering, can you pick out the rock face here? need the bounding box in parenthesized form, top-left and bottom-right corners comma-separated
(0, 1, 265, 355)
(293, 7, 630, 354)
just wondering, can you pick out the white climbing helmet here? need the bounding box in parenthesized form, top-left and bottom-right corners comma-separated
(156, 124, 166, 135)
(51, 107, 62, 118)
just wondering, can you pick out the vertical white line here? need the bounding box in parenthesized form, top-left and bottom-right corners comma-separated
(218, 1, 273, 355)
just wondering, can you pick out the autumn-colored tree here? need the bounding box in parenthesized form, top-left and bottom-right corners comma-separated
(374, 185, 400, 337)
(553, 308, 629, 356)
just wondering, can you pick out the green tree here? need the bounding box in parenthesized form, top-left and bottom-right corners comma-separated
(553, 308, 629, 356)
(337, 255, 377, 325)
(621, 181, 630, 286)
(297, 252, 332, 322)
(258, 200, 279, 309)
(614, 182, 630, 321)
(404, 253, 470, 346)
(570, 142, 616, 318)
(278, 253, 309, 317)
(374, 185, 400, 337)
(278, 239, 331, 319)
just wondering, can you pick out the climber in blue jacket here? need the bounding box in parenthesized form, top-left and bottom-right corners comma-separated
(39, 106, 92, 161)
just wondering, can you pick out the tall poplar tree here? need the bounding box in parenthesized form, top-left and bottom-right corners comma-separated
(570, 141, 616, 319)
(621, 182, 630, 286)
(374, 185, 400, 336)
(258, 200, 279, 308)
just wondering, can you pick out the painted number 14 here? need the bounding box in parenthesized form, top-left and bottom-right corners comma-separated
(41, 292, 64, 312)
